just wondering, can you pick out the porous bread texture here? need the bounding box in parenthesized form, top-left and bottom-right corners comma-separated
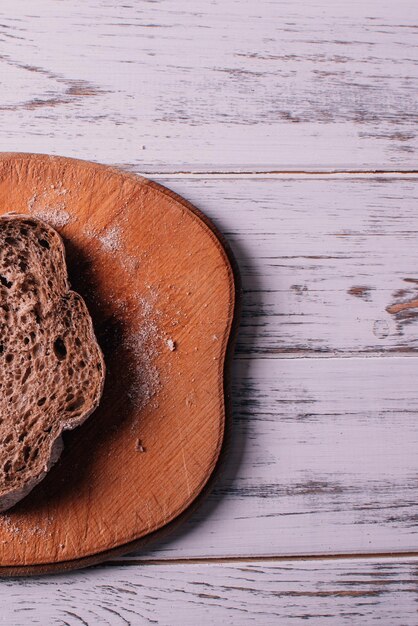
(0, 214, 105, 512)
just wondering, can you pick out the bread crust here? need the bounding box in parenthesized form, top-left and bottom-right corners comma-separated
(0, 214, 105, 512)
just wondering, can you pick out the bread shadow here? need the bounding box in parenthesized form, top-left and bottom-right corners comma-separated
(128, 229, 253, 559)
(8, 226, 254, 561)
(10, 237, 143, 516)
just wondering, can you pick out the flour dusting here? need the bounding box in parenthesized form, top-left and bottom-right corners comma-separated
(123, 294, 162, 410)
(0, 514, 53, 540)
(32, 208, 72, 228)
(83, 214, 162, 412)
(98, 226, 121, 252)
(28, 183, 73, 229)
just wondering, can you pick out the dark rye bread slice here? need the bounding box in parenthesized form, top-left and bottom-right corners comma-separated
(0, 214, 105, 512)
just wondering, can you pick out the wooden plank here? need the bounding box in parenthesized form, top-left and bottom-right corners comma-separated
(0, 1, 417, 171)
(115, 356, 418, 559)
(2, 557, 418, 624)
(157, 175, 418, 355)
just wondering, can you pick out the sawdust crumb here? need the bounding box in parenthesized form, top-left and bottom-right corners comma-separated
(28, 193, 37, 212)
(136, 439, 146, 453)
(166, 338, 176, 351)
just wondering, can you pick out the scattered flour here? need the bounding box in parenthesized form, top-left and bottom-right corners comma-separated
(32, 208, 72, 229)
(0, 514, 53, 540)
(28, 184, 73, 229)
(123, 295, 162, 410)
(98, 226, 122, 253)
(84, 217, 166, 412)
(85, 224, 122, 253)
(122, 254, 140, 274)
(83, 225, 98, 239)
(83, 220, 162, 414)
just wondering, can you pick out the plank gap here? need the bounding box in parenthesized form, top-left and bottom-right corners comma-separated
(235, 352, 418, 361)
(110, 551, 418, 568)
(129, 170, 418, 179)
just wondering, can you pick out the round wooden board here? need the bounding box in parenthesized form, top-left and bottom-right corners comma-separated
(0, 153, 239, 576)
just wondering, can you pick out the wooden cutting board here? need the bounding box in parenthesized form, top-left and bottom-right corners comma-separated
(0, 153, 239, 576)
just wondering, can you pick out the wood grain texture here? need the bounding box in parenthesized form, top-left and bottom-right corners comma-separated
(116, 356, 418, 559)
(0, 172, 417, 565)
(156, 175, 418, 355)
(0, 1, 417, 172)
(0, 154, 237, 571)
(1, 557, 418, 625)
(1, 0, 418, 620)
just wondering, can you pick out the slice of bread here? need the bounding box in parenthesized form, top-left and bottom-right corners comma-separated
(0, 214, 105, 512)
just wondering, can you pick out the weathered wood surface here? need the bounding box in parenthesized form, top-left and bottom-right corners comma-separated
(157, 175, 418, 355)
(2, 0, 418, 621)
(119, 356, 418, 559)
(0, 0, 417, 172)
(2, 557, 418, 625)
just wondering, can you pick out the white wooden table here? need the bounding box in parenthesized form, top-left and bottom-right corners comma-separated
(1, 1, 418, 623)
